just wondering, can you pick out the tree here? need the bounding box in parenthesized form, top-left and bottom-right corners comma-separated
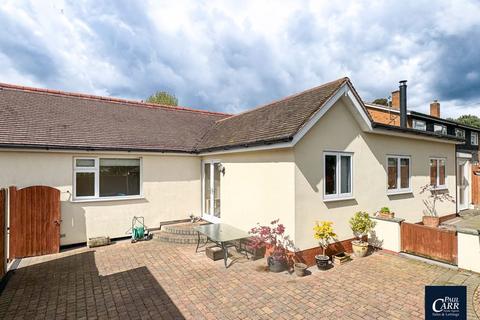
(449, 114, 480, 128)
(372, 98, 388, 106)
(146, 91, 178, 106)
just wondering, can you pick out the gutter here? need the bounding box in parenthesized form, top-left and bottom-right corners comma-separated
(0, 143, 197, 154)
(196, 136, 293, 154)
(371, 122, 464, 143)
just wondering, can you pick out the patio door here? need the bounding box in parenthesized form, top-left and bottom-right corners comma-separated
(457, 159, 470, 211)
(202, 161, 221, 223)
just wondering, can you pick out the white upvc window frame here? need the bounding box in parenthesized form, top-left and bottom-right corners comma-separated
(430, 157, 447, 190)
(455, 128, 465, 139)
(386, 155, 412, 195)
(434, 124, 447, 135)
(323, 151, 353, 201)
(412, 119, 426, 131)
(471, 132, 479, 146)
(73, 156, 143, 202)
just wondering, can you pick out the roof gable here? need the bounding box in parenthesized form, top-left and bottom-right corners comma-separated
(198, 77, 350, 151)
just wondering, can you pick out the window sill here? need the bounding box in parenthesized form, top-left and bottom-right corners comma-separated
(387, 189, 412, 196)
(323, 196, 355, 203)
(431, 186, 448, 191)
(71, 195, 145, 203)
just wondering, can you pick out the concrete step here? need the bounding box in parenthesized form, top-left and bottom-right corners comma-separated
(152, 221, 210, 244)
(152, 230, 206, 244)
(161, 221, 209, 236)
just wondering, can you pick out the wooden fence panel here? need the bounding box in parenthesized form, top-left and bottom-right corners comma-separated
(401, 222, 457, 264)
(473, 164, 480, 206)
(9, 186, 60, 259)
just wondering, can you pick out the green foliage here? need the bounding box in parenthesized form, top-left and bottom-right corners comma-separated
(455, 115, 480, 128)
(313, 221, 337, 255)
(380, 207, 390, 214)
(349, 211, 375, 239)
(448, 114, 480, 128)
(372, 98, 388, 106)
(146, 91, 179, 106)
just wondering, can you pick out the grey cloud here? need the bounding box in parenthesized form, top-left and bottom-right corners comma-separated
(0, 1, 479, 117)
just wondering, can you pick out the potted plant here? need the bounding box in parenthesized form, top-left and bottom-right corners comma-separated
(420, 184, 455, 228)
(378, 207, 394, 219)
(313, 221, 336, 270)
(249, 219, 294, 273)
(349, 212, 375, 258)
(293, 262, 308, 277)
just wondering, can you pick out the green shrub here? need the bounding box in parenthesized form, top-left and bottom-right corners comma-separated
(349, 211, 376, 240)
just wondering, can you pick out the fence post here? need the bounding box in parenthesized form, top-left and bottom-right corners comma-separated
(8, 186, 17, 260)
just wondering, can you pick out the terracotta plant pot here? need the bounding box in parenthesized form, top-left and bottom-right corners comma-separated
(422, 216, 440, 228)
(379, 211, 395, 219)
(315, 255, 330, 270)
(294, 263, 307, 277)
(351, 240, 369, 257)
(267, 256, 287, 273)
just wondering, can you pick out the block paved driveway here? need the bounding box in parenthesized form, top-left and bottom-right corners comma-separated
(0, 239, 479, 320)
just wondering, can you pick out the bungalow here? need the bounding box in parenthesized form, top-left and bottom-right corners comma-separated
(0, 78, 460, 255)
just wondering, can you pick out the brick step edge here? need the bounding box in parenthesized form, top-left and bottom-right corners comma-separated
(161, 225, 200, 236)
(153, 231, 207, 244)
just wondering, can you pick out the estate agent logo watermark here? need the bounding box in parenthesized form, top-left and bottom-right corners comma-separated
(425, 286, 466, 320)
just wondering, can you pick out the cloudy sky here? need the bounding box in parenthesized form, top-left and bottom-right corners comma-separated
(1, 1, 479, 117)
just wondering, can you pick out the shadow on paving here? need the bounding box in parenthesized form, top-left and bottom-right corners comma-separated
(0, 251, 184, 319)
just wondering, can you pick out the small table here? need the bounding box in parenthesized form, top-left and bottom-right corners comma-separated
(194, 223, 251, 268)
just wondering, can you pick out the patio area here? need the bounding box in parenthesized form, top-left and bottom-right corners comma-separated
(0, 239, 479, 320)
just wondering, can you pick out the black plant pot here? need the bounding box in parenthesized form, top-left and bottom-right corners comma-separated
(267, 256, 287, 273)
(315, 255, 330, 270)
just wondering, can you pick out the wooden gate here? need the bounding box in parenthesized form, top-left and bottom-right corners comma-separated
(401, 222, 457, 264)
(9, 186, 61, 259)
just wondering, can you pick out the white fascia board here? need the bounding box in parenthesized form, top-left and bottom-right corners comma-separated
(291, 84, 372, 145)
(198, 141, 293, 156)
(457, 152, 473, 159)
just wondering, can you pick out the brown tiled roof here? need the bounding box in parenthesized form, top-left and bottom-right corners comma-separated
(0, 83, 229, 153)
(197, 77, 349, 151)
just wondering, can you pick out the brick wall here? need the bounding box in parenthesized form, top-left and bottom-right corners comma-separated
(366, 107, 400, 126)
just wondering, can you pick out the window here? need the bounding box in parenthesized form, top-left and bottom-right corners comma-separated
(471, 132, 479, 146)
(74, 157, 141, 200)
(387, 155, 411, 194)
(455, 128, 465, 139)
(324, 152, 352, 200)
(430, 158, 446, 189)
(434, 124, 447, 135)
(412, 119, 426, 131)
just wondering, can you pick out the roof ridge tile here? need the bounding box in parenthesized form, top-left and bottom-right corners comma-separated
(0, 82, 230, 117)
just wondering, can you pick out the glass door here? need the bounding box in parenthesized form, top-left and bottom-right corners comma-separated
(457, 160, 469, 211)
(203, 161, 221, 223)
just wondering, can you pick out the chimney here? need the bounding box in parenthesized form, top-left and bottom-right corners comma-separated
(430, 100, 440, 118)
(390, 90, 400, 109)
(399, 80, 407, 128)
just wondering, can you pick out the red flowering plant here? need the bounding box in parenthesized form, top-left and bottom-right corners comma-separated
(249, 219, 295, 265)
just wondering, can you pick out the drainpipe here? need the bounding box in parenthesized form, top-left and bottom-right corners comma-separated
(399, 80, 407, 128)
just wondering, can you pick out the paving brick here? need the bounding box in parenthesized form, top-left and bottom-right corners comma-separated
(0, 241, 479, 319)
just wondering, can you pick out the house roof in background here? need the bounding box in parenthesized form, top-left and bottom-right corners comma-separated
(0, 83, 229, 153)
